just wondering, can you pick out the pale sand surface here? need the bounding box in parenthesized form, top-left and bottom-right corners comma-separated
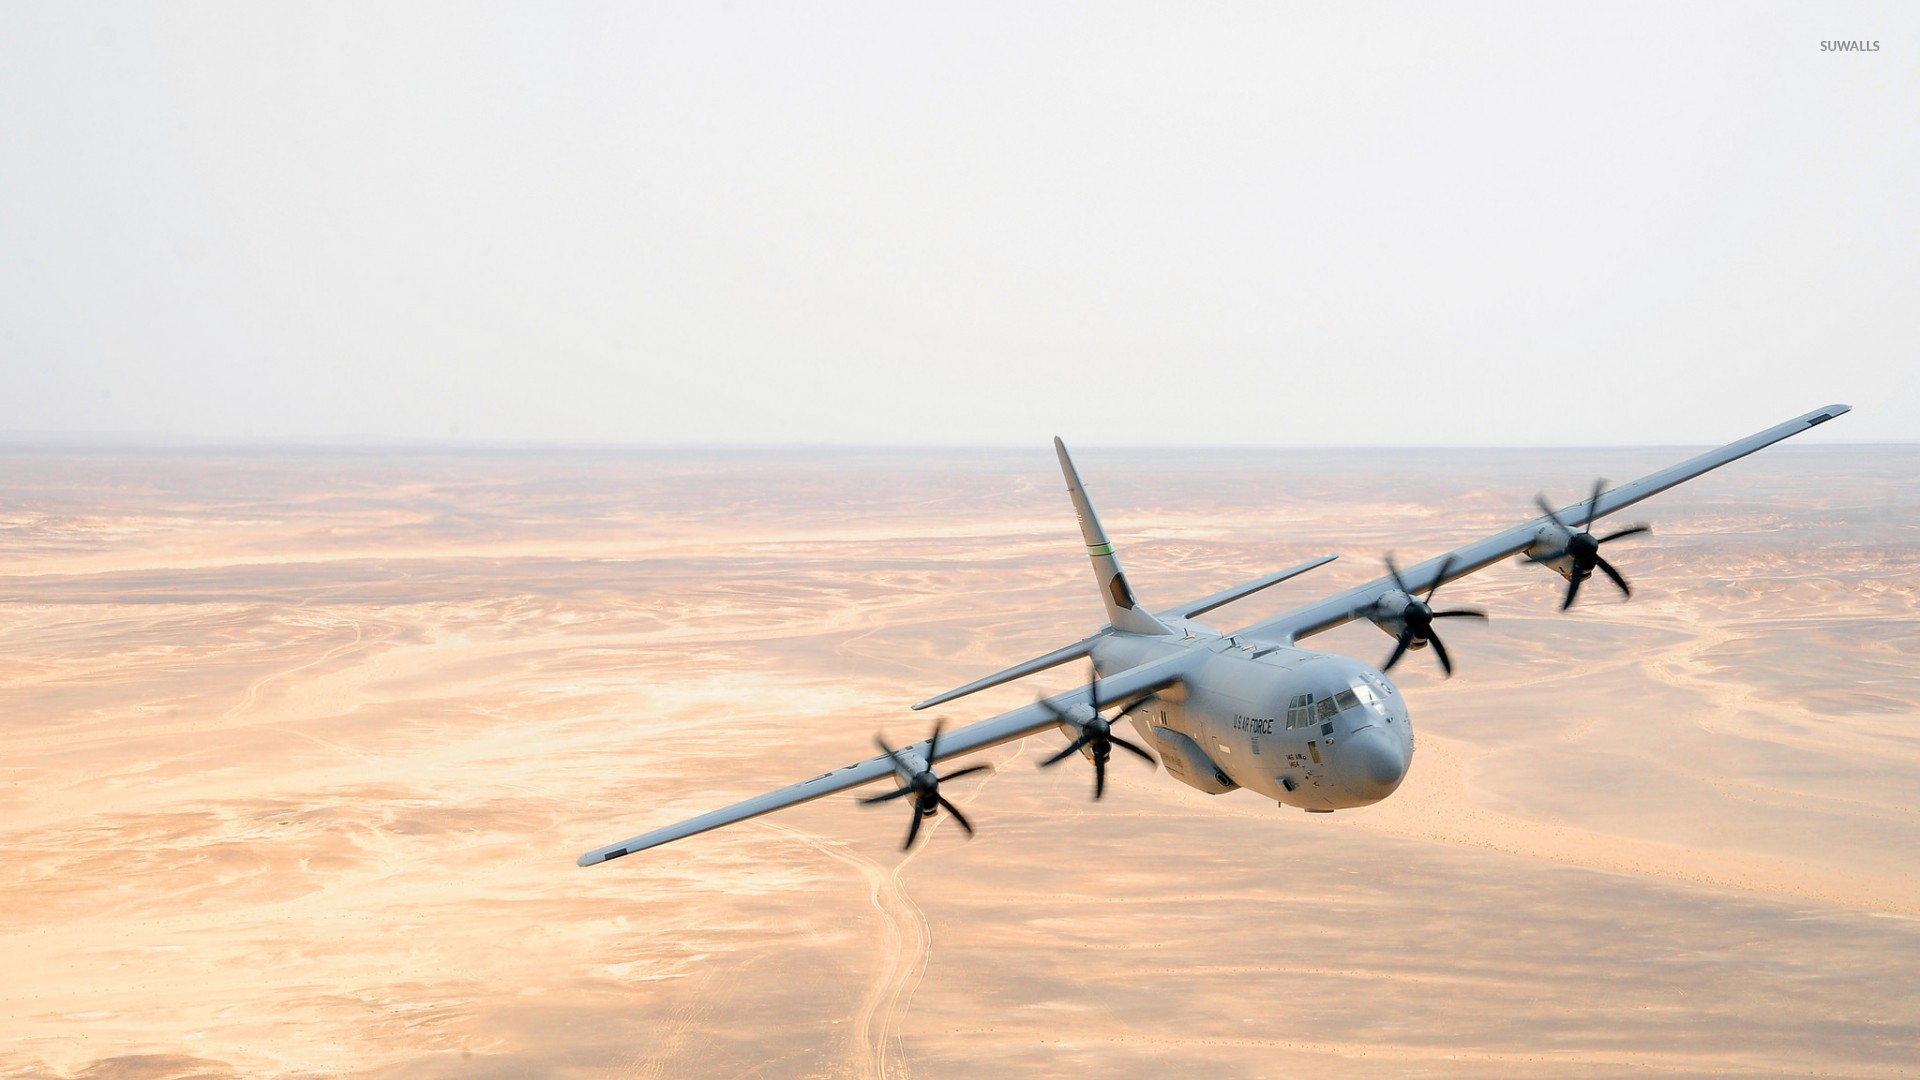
(0, 444, 1915, 1078)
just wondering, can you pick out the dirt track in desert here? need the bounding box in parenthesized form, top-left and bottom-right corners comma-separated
(1, 443, 1916, 1078)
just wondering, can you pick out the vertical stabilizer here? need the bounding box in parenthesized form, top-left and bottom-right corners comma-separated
(1054, 438, 1174, 636)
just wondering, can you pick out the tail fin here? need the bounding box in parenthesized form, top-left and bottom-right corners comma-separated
(1054, 438, 1173, 636)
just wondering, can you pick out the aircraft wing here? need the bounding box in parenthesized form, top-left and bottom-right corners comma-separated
(1232, 404, 1851, 646)
(579, 648, 1198, 866)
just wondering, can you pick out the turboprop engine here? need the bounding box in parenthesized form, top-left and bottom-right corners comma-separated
(1353, 554, 1487, 677)
(1523, 480, 1651, 609)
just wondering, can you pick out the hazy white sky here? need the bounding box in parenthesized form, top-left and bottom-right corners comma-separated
(2, 3, 1913, 446)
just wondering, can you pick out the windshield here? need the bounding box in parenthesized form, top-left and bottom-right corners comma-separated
(1284, 680, 1391, 730)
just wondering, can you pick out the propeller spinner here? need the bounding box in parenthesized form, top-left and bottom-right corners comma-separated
(1036, 665, 1157, 799)
(1535, 479, 1651, 610)
(860, 719, 990, 850)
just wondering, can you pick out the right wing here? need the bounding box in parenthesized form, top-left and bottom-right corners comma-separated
(1232, 404, 1851, 645)
(578, 648, 1198, 867)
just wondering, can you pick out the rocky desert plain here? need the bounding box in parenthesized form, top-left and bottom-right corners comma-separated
(0, 441, 1915, 1079)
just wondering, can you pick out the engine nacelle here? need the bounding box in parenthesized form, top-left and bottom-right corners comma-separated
(1362, 590, 1426, 649)
(1518, 526, 1578, 581)
(1048, 702, 1097, 759)
(1356, 555, 1487, 676)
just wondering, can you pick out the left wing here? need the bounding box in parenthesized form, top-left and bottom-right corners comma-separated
(578, 648, 1197, 866)
(1233, 404, 1850, 646)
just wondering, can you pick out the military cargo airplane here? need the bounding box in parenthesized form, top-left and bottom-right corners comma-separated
(580, 405, 1850, 865)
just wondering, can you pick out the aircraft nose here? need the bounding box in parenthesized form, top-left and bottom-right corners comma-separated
(1340, 725, 1407, 801)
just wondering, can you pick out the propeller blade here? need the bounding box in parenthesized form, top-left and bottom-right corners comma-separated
(1110, 734, 1156, 763)
(1093, 754, 1107, 800)
(1383, 627, 1415, 673)
(937, 764, 991, 784)
(1562, 570, 1585, 611)
(937, 796, 975, 837)
(1431, 607, 1489, 620)
(1584, 478, 1605, 527)
(1041, 735, 1092, 767)
(926, 718, 945, 764)
(903, 807, 924, 850)
(1036, 696, 1078, 728)
(1428, 631, 1454, 677)
(1596, 556, 1632, 598)
(1599, 524, 1650, 544)
(875, 736, 909, 772)
(1385, 554, 1411, 595)
(1425, 554, 1456, 602)
(860, 786, 914, 805)
(1535, 493, 1567, 529)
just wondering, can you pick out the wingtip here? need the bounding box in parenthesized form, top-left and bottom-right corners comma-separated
(578, 845, 629, 867)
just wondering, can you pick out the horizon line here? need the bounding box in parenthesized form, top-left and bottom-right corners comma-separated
(0, 435, 1904, 455)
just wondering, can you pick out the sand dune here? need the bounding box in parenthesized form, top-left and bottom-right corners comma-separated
(1, 444, 1915, 1078)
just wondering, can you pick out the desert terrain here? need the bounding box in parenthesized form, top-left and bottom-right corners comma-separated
(0, 441, 1915, 1079)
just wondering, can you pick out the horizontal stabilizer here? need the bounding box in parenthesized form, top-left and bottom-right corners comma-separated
(911, 633, 1100, 711)
(1159, 555, 1339, 620)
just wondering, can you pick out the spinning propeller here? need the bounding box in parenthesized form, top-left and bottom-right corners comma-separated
(860, 719, 990, 850)
(1535, 480, 1651, 610)
(1376, 553, 1487, 678)
(1036, 666, 1157, 799)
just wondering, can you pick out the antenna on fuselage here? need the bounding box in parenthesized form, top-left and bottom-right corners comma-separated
(1054, 438, 1173, 636)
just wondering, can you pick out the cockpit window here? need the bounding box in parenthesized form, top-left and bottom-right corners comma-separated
(1358, 672, 1396, 698)
(1286, 686, 1382, 730)
(1348, 679, 1395, 721)
(1286, 694, 1314, 730)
